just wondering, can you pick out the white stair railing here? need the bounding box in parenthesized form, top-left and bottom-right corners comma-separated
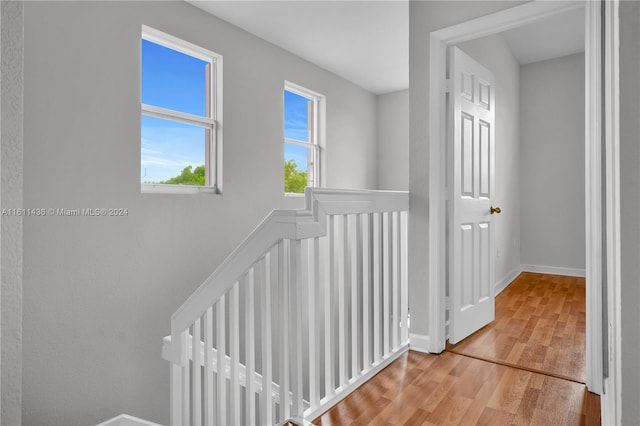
(162, 188, 409, 425)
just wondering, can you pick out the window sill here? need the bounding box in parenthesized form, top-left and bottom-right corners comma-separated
(141, 184, 219, 195)
(285, 192, 305, 198)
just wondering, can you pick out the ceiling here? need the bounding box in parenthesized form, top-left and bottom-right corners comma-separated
(502, 6, 585, 65)
(187, 1, 585, 95)
(188, 0, 408, 95)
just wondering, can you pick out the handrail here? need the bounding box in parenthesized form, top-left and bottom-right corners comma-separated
(163, 187, 410, 425)
(168, 209, 323, 364)
(166, 188, 409, 365)
(306, 188, 410, 216)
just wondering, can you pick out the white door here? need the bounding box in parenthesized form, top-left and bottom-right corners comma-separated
(448, 47, 497, 344)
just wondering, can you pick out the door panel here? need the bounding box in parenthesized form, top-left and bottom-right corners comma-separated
(460, 223, 474, 309)
(479, 120, 491, 197)
(461, 113, 474, 196)
(449, 47, 496, 344)
(479, 222, 490, 299)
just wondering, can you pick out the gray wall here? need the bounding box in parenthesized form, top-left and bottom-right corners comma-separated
(1, 2, 24, 425)
(619, 1, 640, 422)
(456, 33, 522, 286)
(408, 0, 525, 338)
(376, 89, 409, 191)
(520, 53, 585, 271)
(22, 1, 378, 424)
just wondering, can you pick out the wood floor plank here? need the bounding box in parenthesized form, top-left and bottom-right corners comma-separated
(511, 387, 540, 425)
(425, 393, 473, 425)
(456, 400, 488, 425)
(486, 368, 532, 414)
(403, 408, 430, 425)
(475, 407, 514, 425)
(419, 374, 459, 413)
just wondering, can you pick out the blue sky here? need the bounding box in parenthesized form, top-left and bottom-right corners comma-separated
(141, 39, 311, 182)
(284, 90, 311, 172)
(141, 39, 207, 115)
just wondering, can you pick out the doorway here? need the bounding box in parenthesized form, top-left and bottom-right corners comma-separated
(444, 13, 587, 383)
(426, 1, 603, 395)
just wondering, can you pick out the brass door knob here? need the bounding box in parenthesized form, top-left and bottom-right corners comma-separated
(490, 206, 502, 214)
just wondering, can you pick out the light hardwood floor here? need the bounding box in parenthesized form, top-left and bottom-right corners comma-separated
(313, 350, 600, 425)
(314, 273, 599, 425)
(448, 272, 586, 383)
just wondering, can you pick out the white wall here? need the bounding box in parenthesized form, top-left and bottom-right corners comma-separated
(377, 89, 409, 191)
(408, 1, 525, 339)
(456, 33, 522, 288)
(22, 2, 378, 425)
(519, 53, 585, 271)
(619, 1, 640, 422)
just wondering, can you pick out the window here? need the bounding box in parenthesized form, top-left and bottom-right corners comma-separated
(141, 26, 222, 194)
(284, 82, 324, 194)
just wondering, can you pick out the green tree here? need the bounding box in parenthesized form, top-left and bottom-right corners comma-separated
(284, 160, 307, 193)
(160, 165, 205, 185)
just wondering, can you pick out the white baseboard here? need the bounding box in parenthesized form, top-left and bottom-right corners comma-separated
(494, 267, 522, 295)
(521, 264, 586, 278)
(493, 264, 585, 295)
(409, 333, 430, 353)
(96, 414, 162, 426)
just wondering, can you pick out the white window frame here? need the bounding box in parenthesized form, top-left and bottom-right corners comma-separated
(284, 81, 325, 196)
(141, 25, 223, 194)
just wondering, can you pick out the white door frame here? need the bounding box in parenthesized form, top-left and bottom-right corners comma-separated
(427, 0, 605, 395)
(602, 0, 621, 423)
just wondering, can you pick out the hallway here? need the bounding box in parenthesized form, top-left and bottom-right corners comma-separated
(448, 272, 586, 383)
(314, 273, 599, 425)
